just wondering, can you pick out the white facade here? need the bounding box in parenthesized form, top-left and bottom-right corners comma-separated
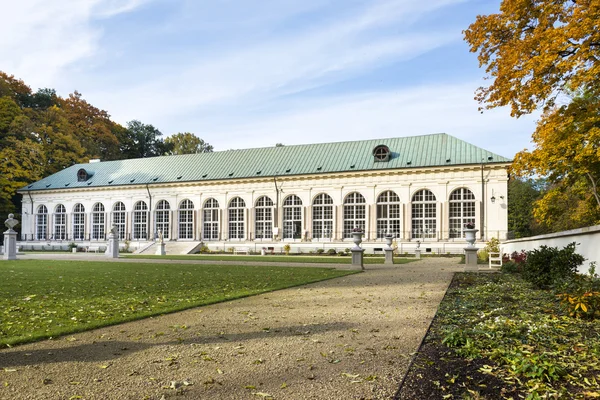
(20, 162, 509, 251)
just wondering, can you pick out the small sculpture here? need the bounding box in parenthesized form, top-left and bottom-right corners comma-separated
(4, 214, 18, 231)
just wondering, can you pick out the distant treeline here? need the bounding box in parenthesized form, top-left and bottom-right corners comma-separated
(0, 71, 212, 217)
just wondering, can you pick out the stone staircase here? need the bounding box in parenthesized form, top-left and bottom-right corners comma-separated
(137, 241, 203, 255)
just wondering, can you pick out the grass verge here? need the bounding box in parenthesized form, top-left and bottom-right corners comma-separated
(124, 254, 416, 264)
(399, 272, 600, 399)
(0, 260, 357, 348)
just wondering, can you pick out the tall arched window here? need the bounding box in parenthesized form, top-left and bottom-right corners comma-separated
(112, 202, 126, 240)
(255, 196, 273, 240)
(133, 201, 148, 240)
(35, 205, 48, 240)
(283, 195, 302, 239)
(178, 199, 194, 240)
(155, 200, 170, 239)
(412, 189, 436, 239)
(54, 204, 66, 240)
(312, 193, 333, 239)
(449, 188, 476, 238)
(73, 204, 85, 240)
(228, 197, 245, 240)
(203, 198, 219, 241)
(91, 203, 105, 240)
(343, 192, 366, 238)
(376, 191, 401, 238)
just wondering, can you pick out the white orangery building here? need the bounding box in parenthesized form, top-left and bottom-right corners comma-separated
(18, 133, 511, 254)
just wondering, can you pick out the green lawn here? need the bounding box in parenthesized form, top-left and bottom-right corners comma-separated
(0, 260, 357, 347)
(124, 254, 417, 264)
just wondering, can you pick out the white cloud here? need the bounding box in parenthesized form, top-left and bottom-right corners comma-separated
(90, 0, 464, 124)
(185, 82, 538, 158)
(0, 0, 149, 89)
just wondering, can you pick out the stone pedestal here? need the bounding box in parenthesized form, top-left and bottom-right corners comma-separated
(105, 233, 120, 259)
(464, 247, 479, 272)
(414, 249, 421, 259)
(384, 248, 394, 265)
(351, 248, 365, 270)
(3, 214, 19, 260)
(156, 242, 166, 255)
(3, 231, 17, 260)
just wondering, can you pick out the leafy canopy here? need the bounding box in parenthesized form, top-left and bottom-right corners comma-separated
(164, 132, 213, 155)
(465, 0, 600, 230)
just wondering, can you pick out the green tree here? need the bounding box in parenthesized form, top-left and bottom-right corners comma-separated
(0, 137, 45, 216)
(119, 120, 170, 159)
(164, 132, 213, 155)
(507, 177, 546, 238)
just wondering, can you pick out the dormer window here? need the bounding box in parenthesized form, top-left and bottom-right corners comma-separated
(373, 145, 390, 162)
(77, 168, 89, 182)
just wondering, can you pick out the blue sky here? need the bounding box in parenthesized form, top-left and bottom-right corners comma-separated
(1, 0, 538, 158)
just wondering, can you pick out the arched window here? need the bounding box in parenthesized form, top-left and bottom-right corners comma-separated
(178, 199, 194, 240)
(35, 205, 48, 240)
(312, 194, 333, 239)
(255, 196, 273, 240)
(449, 188, 476, 238)
(343, 192, 366, 238)
(283, 195, 302, 239)
(91, 203, 105, 240)
(155, 200, 171, 239)
(203, 198, 219, 241)
(228, 197, 245, 240)
(133, 201, 148, 240)
(411, 189, 436, 239)
(54, 204, 66, 240)
(112, 202, 126, 240)
(376, 191, 401, 238)
(73, 204, 85, 240)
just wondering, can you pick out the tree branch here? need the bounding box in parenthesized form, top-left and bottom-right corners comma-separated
(585, 172, 600, 209)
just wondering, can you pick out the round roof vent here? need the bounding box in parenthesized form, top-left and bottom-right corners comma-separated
(372, 145, 390, 162)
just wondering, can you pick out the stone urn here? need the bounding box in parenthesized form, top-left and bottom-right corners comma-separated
(384, 234, 394, 249)
(351, 231, 363, 249)
(464, 228, 479, 247)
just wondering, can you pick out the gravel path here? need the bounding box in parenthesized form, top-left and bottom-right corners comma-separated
(0, 257, 461, 400)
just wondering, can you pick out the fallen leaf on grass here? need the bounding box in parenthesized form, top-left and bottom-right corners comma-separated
(341, 373, 360, 379)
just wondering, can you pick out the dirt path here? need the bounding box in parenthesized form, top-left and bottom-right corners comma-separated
(0, 258, 461, 400)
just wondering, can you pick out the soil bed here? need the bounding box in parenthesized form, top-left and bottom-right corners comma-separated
(396, 272, 600, 399)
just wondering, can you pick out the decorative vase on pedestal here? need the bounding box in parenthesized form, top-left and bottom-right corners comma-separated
(464, 229, 479, 247)
(384, 234, 393, 249)
(352, 232, 363, 249)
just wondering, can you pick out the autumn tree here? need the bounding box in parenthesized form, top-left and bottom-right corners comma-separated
(164, 132, 213, 155)
(61, 91, 121, 160)
(465, 0, 600, 230)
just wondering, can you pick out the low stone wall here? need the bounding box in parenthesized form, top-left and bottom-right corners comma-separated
(502, 225, 600, 273)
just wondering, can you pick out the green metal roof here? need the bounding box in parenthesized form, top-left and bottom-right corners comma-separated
(20, 133, 511, 192)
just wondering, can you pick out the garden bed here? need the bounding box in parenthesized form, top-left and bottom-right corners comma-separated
(397, 272, 600, 399)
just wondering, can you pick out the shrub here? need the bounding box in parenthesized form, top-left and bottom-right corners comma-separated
(199, 245, 210, 254)
(478, 248, 489, 262)
(316, 248, 324, 254)
(522, 242, 585, 289)
(557, 262, 600, 319)
(283, 244, 291, 255)
(327, 248, 337, 256)
(511, 250, 527, 265)
(501, 260, 521, 274)
(484, 237, 500, 253)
